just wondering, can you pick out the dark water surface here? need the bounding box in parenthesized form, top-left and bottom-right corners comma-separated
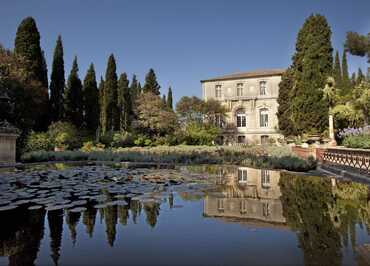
(1, 164, 370, 266)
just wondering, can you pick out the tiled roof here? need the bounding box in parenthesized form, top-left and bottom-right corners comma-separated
(201, 68, 286, 83)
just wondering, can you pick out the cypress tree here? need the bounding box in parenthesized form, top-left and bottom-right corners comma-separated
(357, 68, 364, 85)
(167, 86, 173, 110)
(162, 94, 167, 106)
(14, 17, 49, 129)
(118, 73, 132, 131)
(277, 68, 296, 136)
(143, 68, 160, 95)
(98, 77, 107, 134)
(104, 54, 119, 131)
(49, 35, 65, 122)
(351, 72, 356, 87)
(333, 51, 342, 92)
(83, 63, 99, 132)
(15, 17, 48, 88)
(41, 50, 48, 88)
(130, 74, 140, 100)
(291, 14, 333, 134)
(64, 56, 83, 127)
(341, 50, 351, 96)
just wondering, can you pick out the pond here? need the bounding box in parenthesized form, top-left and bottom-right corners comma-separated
(0, 163, 370, 265)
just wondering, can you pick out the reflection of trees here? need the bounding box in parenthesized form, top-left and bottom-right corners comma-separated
(279, 173, 342, 266)
(82, 206, 97, 238)
(144, 202, 160, 228)
(104, 205, 118, 246)
(168, 193, 174, 209)
(130, 199, 142, 224)
(65, 210, 81, 246)
(118, 206, 129, 226)
(48, 209, 63, 265)
(0, 208, 46, 266)
(279, 173, 370, 266)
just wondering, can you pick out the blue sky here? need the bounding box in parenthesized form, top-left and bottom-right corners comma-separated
(0, 0, 369, 103)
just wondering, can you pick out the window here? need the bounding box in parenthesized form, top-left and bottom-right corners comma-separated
(238, 168, 247, 184)
(237, 136, 246, 143)
(215, 85, 222, 98)
(260, 81, 267, 95)
(261, 135, 269, 145)
(261, 170, 270, 188)
(215, 114, 224, 128)
(237, 83, 244, 96)
(217, 198, 225, 212)
(260, 109, 268, 127)
(236, 110, 247, 128)
(262, 203, 270, 217)
(240, 200, 247, 214)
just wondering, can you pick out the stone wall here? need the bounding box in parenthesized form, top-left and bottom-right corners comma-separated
(0, 133, 18, 164)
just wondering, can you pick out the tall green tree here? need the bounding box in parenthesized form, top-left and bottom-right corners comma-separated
(49, 35, 65, 122)
(341, 50, 351, 96)
(15, 17, 48, 88)
(117, 73, 132, 131)
(83, 64, 99, 132)
(104, 54, 119, 132)
(167, 86, 173, 110)
(14, 17, 49, 129)
(333, 51, 342, 92)
(291, 14, 333, 134)
(277, 68, 296, 136)
(161, 94, 167, 106)
(357, 68, 365, 85)
(64, 56, 83, 127)
(130, 74, 140, 100)
(98, 77, 107, 134)
(143, 68, 160, 95)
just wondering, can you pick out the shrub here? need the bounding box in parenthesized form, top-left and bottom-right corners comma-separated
(111, 131, 134, 148)
(80, 141, 105, 152)
(134, 135, 153, 147)
(343, 134, 370, 149)
(47, 121, 81, 150)
(183, 122, 220, 145)
(20, 145, 316, 172)
(24, 131, 53, 152)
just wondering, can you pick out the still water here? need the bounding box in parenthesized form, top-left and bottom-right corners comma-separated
(1, 164, 370, 266)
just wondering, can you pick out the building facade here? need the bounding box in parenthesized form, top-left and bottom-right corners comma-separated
(201, 69, 285, 144)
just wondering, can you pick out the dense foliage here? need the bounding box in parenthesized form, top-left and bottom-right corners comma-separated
(49, 35, 65, 122)
(83, 64, 99, 132)
(21, 145, 316, 172)
(64, 57, 83, 127)
(14, 17, 49, 130)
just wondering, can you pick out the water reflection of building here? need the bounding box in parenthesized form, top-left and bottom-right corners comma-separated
(204, 167, 286, 226)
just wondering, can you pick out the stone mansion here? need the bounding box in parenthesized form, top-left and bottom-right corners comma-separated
(201, 69, 285, 145)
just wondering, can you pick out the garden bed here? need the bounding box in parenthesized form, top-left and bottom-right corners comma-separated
(20, 145, 317, 172)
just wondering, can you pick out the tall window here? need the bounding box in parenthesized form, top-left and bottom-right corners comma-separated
(217, 198, 225, 212)
(261, 135, 269, 145)
(240, 200, 247, 214)
(236, 110, 246, 128)
(261, 170, 270, 188)
(260, 108, 268, 127)
(215, 114, 224, 128)
(259, 81, 267, 95)
(263, 202, 270, 217)
(237, 83, 244, 96)
(215, 85, 222, 98)
(238, 168, 247, 184)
